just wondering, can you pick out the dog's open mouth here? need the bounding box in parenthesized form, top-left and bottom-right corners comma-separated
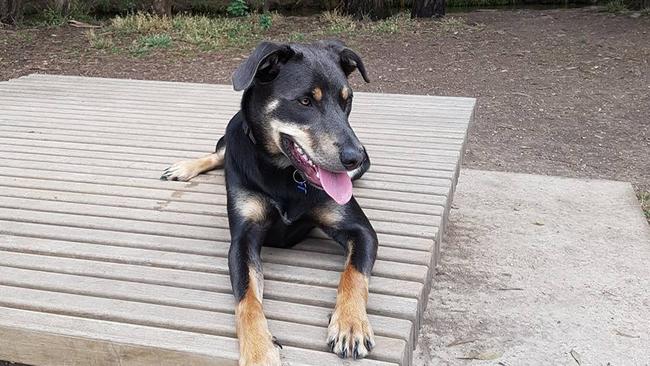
(281, 134, 353, 205)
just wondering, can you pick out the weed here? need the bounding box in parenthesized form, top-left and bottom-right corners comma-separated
(259, 13, 272, 31)
(322, 10, 357, 35)
(227, 0, 250, 17)
(605, 0, 628, 13)
(111, 13, 173, 34)
(86, 29, 114, 49)
(131, 33, 172, 55)
(16, 31, 34, 43)
(638, 191, 650, 222)
(289, 32, 306, 42)
(108, 13, 260, 52)
(435, 17, 483, 32)
(371, 13, 413, 34)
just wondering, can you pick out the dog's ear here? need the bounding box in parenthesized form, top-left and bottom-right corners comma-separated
(321, 40, 370, 83)
(232, 42, 295, 91)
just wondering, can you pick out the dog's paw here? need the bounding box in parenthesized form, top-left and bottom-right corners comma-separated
(239, 336, 282, 366)
(160, 160, 201, 182)
(327, 306, 375, 359)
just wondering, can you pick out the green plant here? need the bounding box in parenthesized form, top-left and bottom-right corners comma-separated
(227, 0, 249, 17)
(605, 0, 628, 12)
(259, 13, 272, 31)
(131, 33, 172, 55)
(288, 32, 306, 42)
(638, 191, 650, 222)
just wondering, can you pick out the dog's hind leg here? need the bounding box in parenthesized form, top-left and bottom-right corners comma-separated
(160, 136, 226, 181)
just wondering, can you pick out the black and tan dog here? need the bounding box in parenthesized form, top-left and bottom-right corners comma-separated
(161, 40, 378, 365)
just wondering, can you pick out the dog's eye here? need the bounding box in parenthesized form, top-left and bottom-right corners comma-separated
(298, 97, 311, 106)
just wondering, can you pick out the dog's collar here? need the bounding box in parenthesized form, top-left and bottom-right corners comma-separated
(242, 120, 257, 145)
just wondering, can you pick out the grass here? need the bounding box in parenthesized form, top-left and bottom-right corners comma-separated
(371, 13, 414, 34)
(86, 29, 114, 49)
(104, 12, 266, 52)
(80, 11, 483, 56)
(605, 0, 628, 12)
(638, 191, 650, 222)
(322, 10, 358, 35)
(131, 33, 172, 55)
(321, 11, 481, 36)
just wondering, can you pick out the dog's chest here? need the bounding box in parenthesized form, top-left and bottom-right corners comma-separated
(270, 199, 309, 225)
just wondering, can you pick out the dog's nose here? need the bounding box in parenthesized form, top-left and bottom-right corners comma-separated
(340, 146, 365, 171)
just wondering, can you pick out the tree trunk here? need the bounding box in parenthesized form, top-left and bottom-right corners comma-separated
(342, 0, 388, 20)
(411, 0, 446, 18)
(0, 0, 24, 24)
(152, 0, 172, 16)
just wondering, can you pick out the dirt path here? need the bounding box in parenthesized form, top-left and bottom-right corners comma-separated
(1, 8, 648, 195)
(415, 170, 650, 364)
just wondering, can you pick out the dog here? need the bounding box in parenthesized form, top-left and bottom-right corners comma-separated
(161, 40, 378, 365)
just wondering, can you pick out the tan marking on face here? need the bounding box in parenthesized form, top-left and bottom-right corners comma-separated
(235, 191, 268, 223)
(265, 99, 280, 114)
(312, 202, 344, 228)
(268, 118, 315, 157)
(315, 132, 339, 159)
(312, 87, 323, 102)
(341, 86, 350, 101)
(236, 266, 280, 365)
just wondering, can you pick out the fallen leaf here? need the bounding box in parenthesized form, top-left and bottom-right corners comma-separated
(614, 330, 640, 338)
(458, 350, 503, 360)
(68, 20, 100, 28)
(570, 349, 581, 365)
(447, 337, 479, 347)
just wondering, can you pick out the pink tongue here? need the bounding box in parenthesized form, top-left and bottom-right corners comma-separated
(318, 167, 353, 205)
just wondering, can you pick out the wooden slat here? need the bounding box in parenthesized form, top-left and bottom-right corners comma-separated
(0, 307, 399, 366)
(0, 74, 475, 365)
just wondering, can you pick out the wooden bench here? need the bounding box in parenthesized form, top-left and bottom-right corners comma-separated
(0, 74, 475, 366)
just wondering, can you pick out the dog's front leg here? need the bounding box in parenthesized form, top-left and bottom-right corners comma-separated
(314, 200, 378, 359)
(227, 189, 280, 366)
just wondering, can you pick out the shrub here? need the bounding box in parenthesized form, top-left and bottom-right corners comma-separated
(259, 12, 272, 30)
(227, 0, 249, 17)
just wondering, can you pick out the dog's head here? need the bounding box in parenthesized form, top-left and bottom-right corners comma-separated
(233, 40, 370, 204)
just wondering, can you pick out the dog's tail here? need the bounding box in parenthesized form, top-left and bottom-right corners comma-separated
(160, 136, 226, 181)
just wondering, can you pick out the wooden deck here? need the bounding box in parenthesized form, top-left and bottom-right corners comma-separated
(0, 74, 475, 366)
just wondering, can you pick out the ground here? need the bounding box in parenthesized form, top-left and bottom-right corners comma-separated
(1, 7, 648, 206)
(414, 170, 650, 365)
